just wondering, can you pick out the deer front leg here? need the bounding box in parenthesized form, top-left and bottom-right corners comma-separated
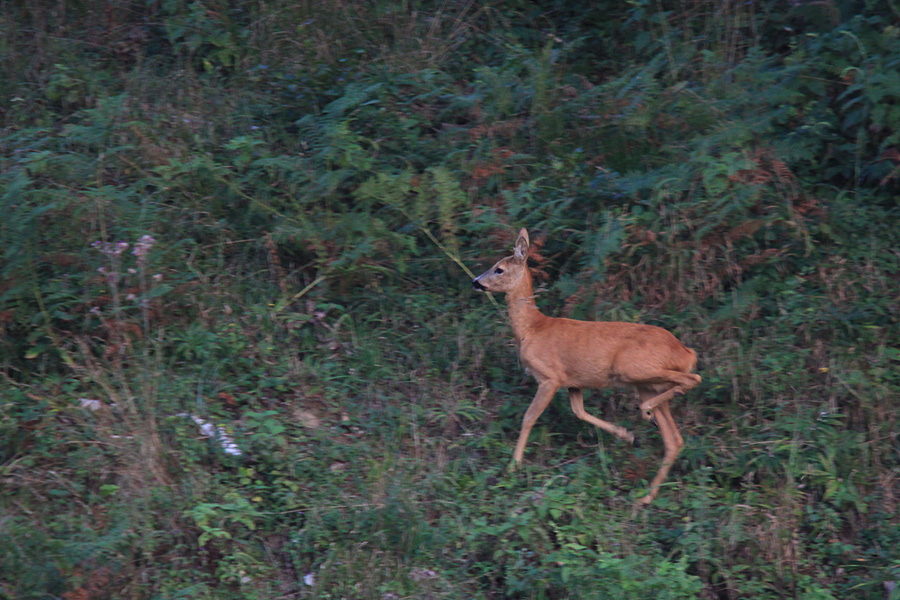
(512, 381, 559, 465)
(568, 388, 639, 447)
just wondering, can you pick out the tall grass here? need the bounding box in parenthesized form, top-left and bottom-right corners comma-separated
(2, 1, 899, 598)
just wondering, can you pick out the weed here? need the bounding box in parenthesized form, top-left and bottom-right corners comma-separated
(2, 1, 899, 598)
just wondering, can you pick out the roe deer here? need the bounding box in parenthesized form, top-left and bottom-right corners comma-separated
(472, 228, 700, 505)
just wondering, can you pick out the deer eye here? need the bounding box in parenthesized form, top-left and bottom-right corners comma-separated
(494, 267, 504, 274)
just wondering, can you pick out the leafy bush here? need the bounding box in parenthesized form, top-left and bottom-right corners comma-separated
(1, 1, 898, 598)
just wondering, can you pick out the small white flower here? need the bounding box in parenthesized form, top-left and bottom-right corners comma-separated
(304, 573, 315, 586)
(183, 414, 242, 456)
(79, 398, 103, 411)
(132, 235, 156, 260)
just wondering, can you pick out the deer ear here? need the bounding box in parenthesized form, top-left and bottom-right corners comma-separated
(513, 228, 529, 262)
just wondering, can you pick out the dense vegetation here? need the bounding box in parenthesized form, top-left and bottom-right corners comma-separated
(2, 1, 899, 598)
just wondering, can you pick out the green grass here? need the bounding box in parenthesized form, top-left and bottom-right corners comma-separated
(2, 1, 900, 598)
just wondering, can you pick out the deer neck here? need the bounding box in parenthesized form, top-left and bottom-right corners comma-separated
(505, 267, 543, 344)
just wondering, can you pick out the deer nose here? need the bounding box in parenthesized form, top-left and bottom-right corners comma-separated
(472, 279, 486, 291)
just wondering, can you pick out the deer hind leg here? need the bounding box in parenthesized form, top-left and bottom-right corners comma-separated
(568, 388, 638, 446)
(512, 381, 559, 464)
(655, 399, 683, 447)
(636, 371, 701, 420)
(637, 389, 684, 505)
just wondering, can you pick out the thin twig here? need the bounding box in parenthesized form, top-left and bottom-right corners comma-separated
(414, 219, 502, 311)
(272, 275, 328, 314)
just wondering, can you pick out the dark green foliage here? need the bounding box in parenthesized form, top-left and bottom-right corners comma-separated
(2, 1, 899, 598)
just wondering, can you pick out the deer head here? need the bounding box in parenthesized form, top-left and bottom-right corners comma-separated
(472, 228, 530, 293)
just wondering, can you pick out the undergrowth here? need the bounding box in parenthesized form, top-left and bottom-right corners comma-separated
(2, 1, 899, 598)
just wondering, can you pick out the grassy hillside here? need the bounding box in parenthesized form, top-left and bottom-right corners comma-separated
(2, 1, 899, 598)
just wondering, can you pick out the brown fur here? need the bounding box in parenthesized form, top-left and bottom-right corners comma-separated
(473, 228, 701, 505)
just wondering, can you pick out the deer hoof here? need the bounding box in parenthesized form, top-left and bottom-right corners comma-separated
(632, 435, 641, 448)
